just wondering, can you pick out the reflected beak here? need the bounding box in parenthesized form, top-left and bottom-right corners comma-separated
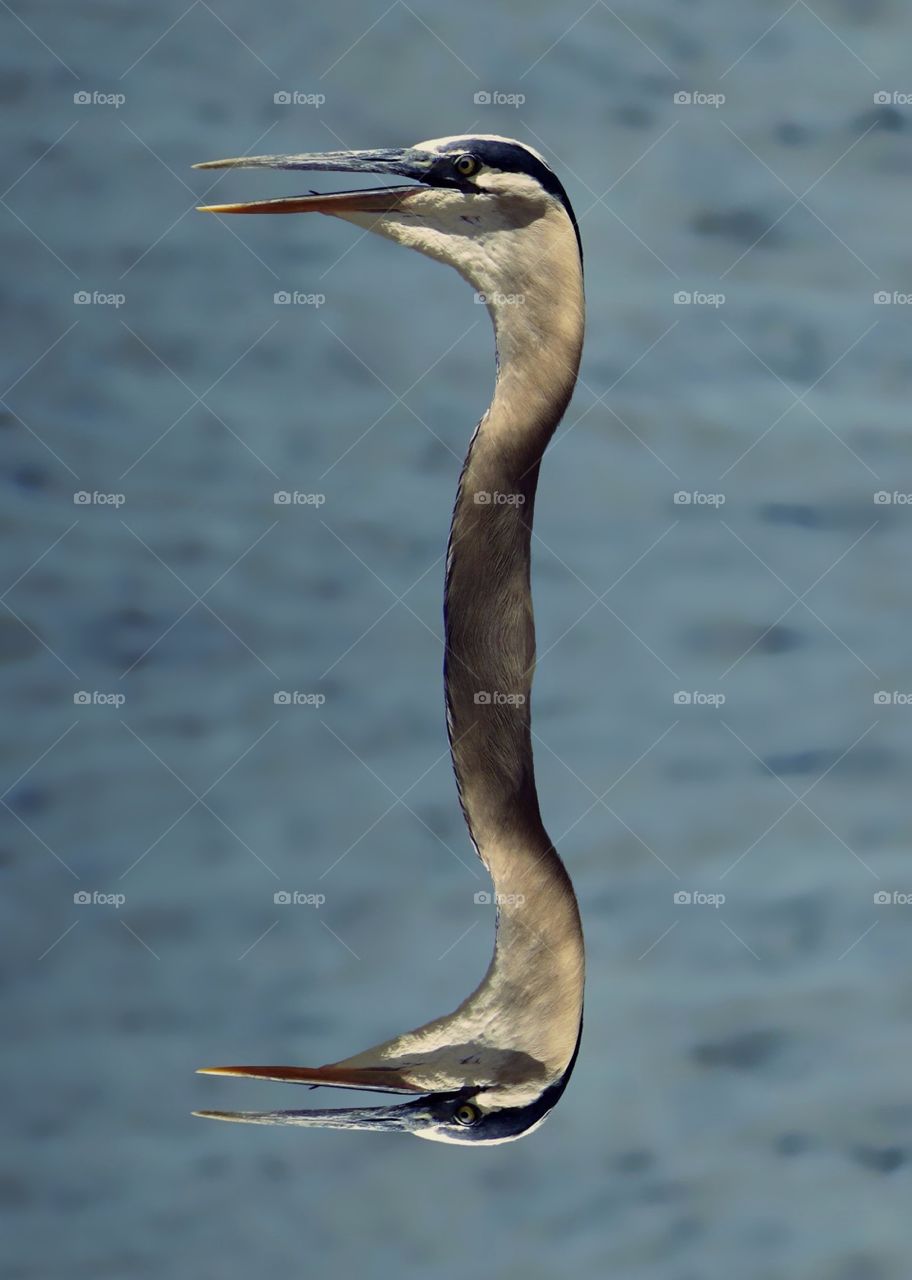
(194, 1099, 435, 1132)
(193, 1061, 440, 1133)
(193, 147, 435, 216)
(195, 1062, 421, 1092)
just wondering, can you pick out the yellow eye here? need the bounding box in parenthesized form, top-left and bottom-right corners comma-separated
(454, 153, 479, 177)
(454, 1102, 480, 1126)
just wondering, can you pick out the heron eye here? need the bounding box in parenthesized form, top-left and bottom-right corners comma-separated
(453, 153, 480, 178)
(454, 1102, 481, 1126)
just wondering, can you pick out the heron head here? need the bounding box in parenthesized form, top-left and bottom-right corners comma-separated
(194, 1027, 580, 1146)
(194, 135, 582, 299)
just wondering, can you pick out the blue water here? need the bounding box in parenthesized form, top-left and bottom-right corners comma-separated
(3, 2, 912, 1276)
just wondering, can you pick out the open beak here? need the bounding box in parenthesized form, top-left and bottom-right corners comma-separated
(193, 146, 435, 216)
(193, 1061, 438, 1133)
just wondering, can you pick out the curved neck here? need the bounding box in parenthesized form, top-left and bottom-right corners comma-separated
(445, 298, 583, 852)
(443, 234, 585, 1066)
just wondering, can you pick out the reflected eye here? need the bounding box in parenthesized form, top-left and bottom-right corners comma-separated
(453, 153, 480, 178)
(454, 1102, 481, 1126)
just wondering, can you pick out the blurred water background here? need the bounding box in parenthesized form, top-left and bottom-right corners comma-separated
(2, 1, 912, 1277)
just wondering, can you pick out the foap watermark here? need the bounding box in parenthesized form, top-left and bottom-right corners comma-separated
(74, 90, 125, 109)
(673, 690, 725, 707)
(474, 490, 525, 506)
(873, 291, 912, 305)
(474, 891, 525, 907)
(274, 290, 325, 307)
(274, 691, 325, 707)
(274, 890, 326, 907)
(674, 91, 725, 108)
(874, 491, 912, 505)
(874, 91, 912, 106)
(74, 890, 126, 908)
(274, 91, 326, 107)
(475, 291, 525, 307)
(74, 690, 125, 708)
(873, 690, 912, 705)
(674, 890, 725, 908)
(74, 290, 125, 308)
(874, 890, 912, 905)
(673, 290, 725, 308)
(674, 490, 725, 507)
(473, 90, 525, 108)
(473, 691, 526, 707)
(74, 490, 125, 507)
(273, 491, 325, 506)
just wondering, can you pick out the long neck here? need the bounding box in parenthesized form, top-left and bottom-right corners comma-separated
(444, 238, 586, 1065)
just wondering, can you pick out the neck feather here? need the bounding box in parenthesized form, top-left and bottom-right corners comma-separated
(442, 234, 585, 1069)
(335, 203, 587, 1087)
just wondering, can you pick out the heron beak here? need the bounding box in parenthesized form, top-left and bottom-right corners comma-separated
(192, 147, 435, 216)
(194, 1062, 421, 1092)
(194, 1097, 436, 1132)
(194, 1061, 442, 1133)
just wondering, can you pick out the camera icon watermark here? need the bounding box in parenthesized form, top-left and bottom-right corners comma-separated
(74, 690, 126, 708)
(74, 90, 125, 109)
(673, 90, 725, 108)
(673, 690, 725, 707)
(74, 490, 126, 507)
(273, 290, 325, 307)
(74, 290, 126, 308)
(874, 91, 912, 105)
(474, 291, 526, 306)
(74, 889, 126, 907)
(474, 890, 525, 906)
(273, 490, 326, 506)
(873, 491, 912, 505)
(473, 91, 525, 107)
(674, 889, 725, 907)
(473, 690, 526, 707)
(273, 91, 325, 107)
(873, 690, 912, 705)
(473, 490, 525, 505)
(874, 890, 912, 904)
(673, 490, 725, 507)
(877, 490, 912, 505)
(873, 290, 912, 305)
(273, 691, 326, 707)
(673, 290, 725, 307)
(274, 889, 326, 906)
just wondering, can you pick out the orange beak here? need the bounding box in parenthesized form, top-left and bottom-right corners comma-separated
(195, 1061, 421, 1093)
(196, 188, 420, 216)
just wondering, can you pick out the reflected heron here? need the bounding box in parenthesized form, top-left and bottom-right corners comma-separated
(193, 135, 586, 1145)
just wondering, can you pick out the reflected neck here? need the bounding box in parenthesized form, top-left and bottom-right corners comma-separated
(444, 241, 584, 921)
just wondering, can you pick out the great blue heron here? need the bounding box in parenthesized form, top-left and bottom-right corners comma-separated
(193, 135, 586, 1145)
